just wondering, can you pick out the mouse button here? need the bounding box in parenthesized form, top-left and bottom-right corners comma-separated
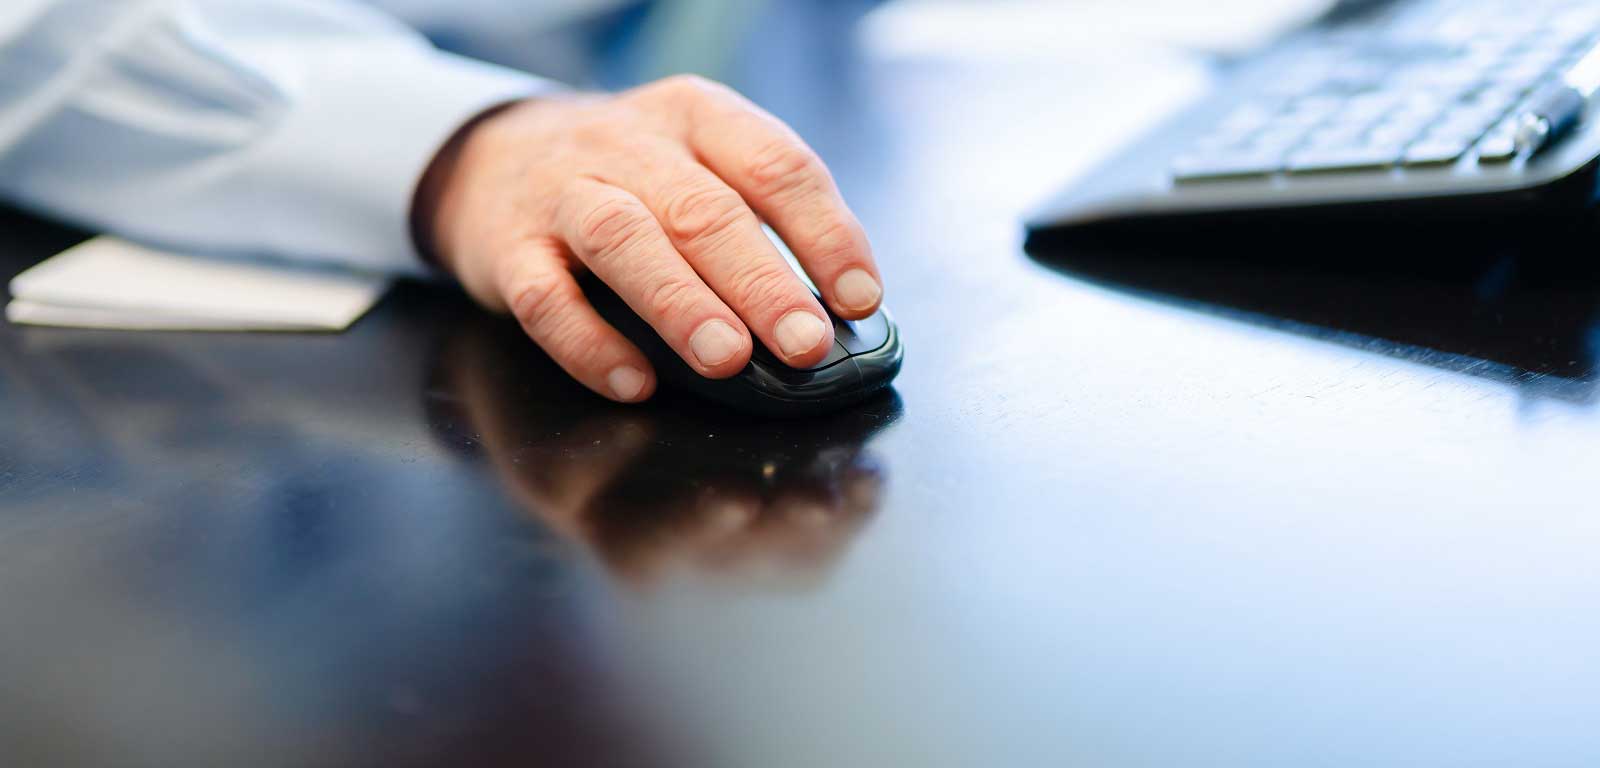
(851, 330, 902, 389)
(751, 337, 849, 373)
(749, 340, 782, 367)
(836, 310, 890, 354)
(749, 345, 859, 390)
(815, 339, 850, 369)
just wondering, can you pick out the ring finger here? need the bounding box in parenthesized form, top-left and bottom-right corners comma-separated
(557, 177, 754, 379)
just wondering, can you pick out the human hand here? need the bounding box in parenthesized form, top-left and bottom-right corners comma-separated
(413, 76, 883, 403)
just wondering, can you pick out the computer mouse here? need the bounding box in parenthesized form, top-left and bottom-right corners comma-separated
(579, 273, 903, 417)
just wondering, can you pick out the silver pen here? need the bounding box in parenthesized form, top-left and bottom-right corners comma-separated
(1515, 43, 1600, 155)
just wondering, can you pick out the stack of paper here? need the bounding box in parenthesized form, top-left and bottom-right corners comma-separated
(5, 237, 390, 332)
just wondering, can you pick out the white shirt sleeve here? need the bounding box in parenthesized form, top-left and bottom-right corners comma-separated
(0, 0, 551, 274)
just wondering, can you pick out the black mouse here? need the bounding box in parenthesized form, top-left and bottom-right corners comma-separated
(579, 273, 903, 417)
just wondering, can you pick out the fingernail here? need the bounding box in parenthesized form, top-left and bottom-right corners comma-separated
(833, 269, 882, 311)
(689, 319, 744, 367)
(607, 365, 647, 401)
(775, 311, 827, 359)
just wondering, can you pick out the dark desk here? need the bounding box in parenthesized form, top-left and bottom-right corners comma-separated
(4, 27, 1600, 768)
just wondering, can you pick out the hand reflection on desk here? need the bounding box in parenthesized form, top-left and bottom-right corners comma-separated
(430, 315, 902, 588)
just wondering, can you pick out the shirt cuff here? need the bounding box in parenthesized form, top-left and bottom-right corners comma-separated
(251, 43, 550, 275)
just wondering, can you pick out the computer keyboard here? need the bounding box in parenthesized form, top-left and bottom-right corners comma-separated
(1026, 0, 1600, 240)
(1171, 0, 1600, 182)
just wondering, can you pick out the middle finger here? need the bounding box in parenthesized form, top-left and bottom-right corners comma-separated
(619, 144, 835, 369)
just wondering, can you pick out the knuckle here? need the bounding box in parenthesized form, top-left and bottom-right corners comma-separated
(576, 196, 651, 260)
(642, 276, 698, 323)
(657, 73, 724, 101)
(511, 278, 609, 366)
(508, 272, 571, 333)
(728, 261, 797, 312)
(551, 314, 608, 361)
(662, 181, 751, 246)
(746, 139, 824, 199)
(807, 218, 862, 264)
(569, 117, 623, 149)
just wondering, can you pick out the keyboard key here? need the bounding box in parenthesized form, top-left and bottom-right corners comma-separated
(1301, 123, 1371, 149)
(1429, 106, 1508, 142)
(1276, 96, 1342, 126)
(1477, 134, 1518, 162)
(1382, 100, 1446, 130)
(1402, 137, 1470, 166)
(1368, 120, 1428, 147)
(1482, 71, 1547, 95)
(1469, 85, 1527, 111)
(1339, 93, 1401, 123)
(1215, 102, 1279, 135)
(1476, 117, 1521, 162)
(1262, 57, 1337, 97)
(1286, 146, 1399, 174)
(1171, 151, 1285, 182)
(1323, 61, 1390, 93)
(1509, 46, 1569, 72)
(1399, 65, 1485, 90)
(1245, 125, 1313, 153)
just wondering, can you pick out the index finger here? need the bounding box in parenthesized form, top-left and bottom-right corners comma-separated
(681, 81, 883, 320)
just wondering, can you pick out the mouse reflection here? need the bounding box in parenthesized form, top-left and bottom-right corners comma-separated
(427, 314, 902, 588)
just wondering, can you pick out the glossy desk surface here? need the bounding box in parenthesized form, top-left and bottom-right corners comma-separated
(4, 31, 1600, 768)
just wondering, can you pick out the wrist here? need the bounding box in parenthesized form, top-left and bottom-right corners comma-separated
(410, 100, 518, 274)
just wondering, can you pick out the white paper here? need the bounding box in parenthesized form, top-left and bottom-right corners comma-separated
(5, 237, 389, 332)
(3, 299, 356, 332)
